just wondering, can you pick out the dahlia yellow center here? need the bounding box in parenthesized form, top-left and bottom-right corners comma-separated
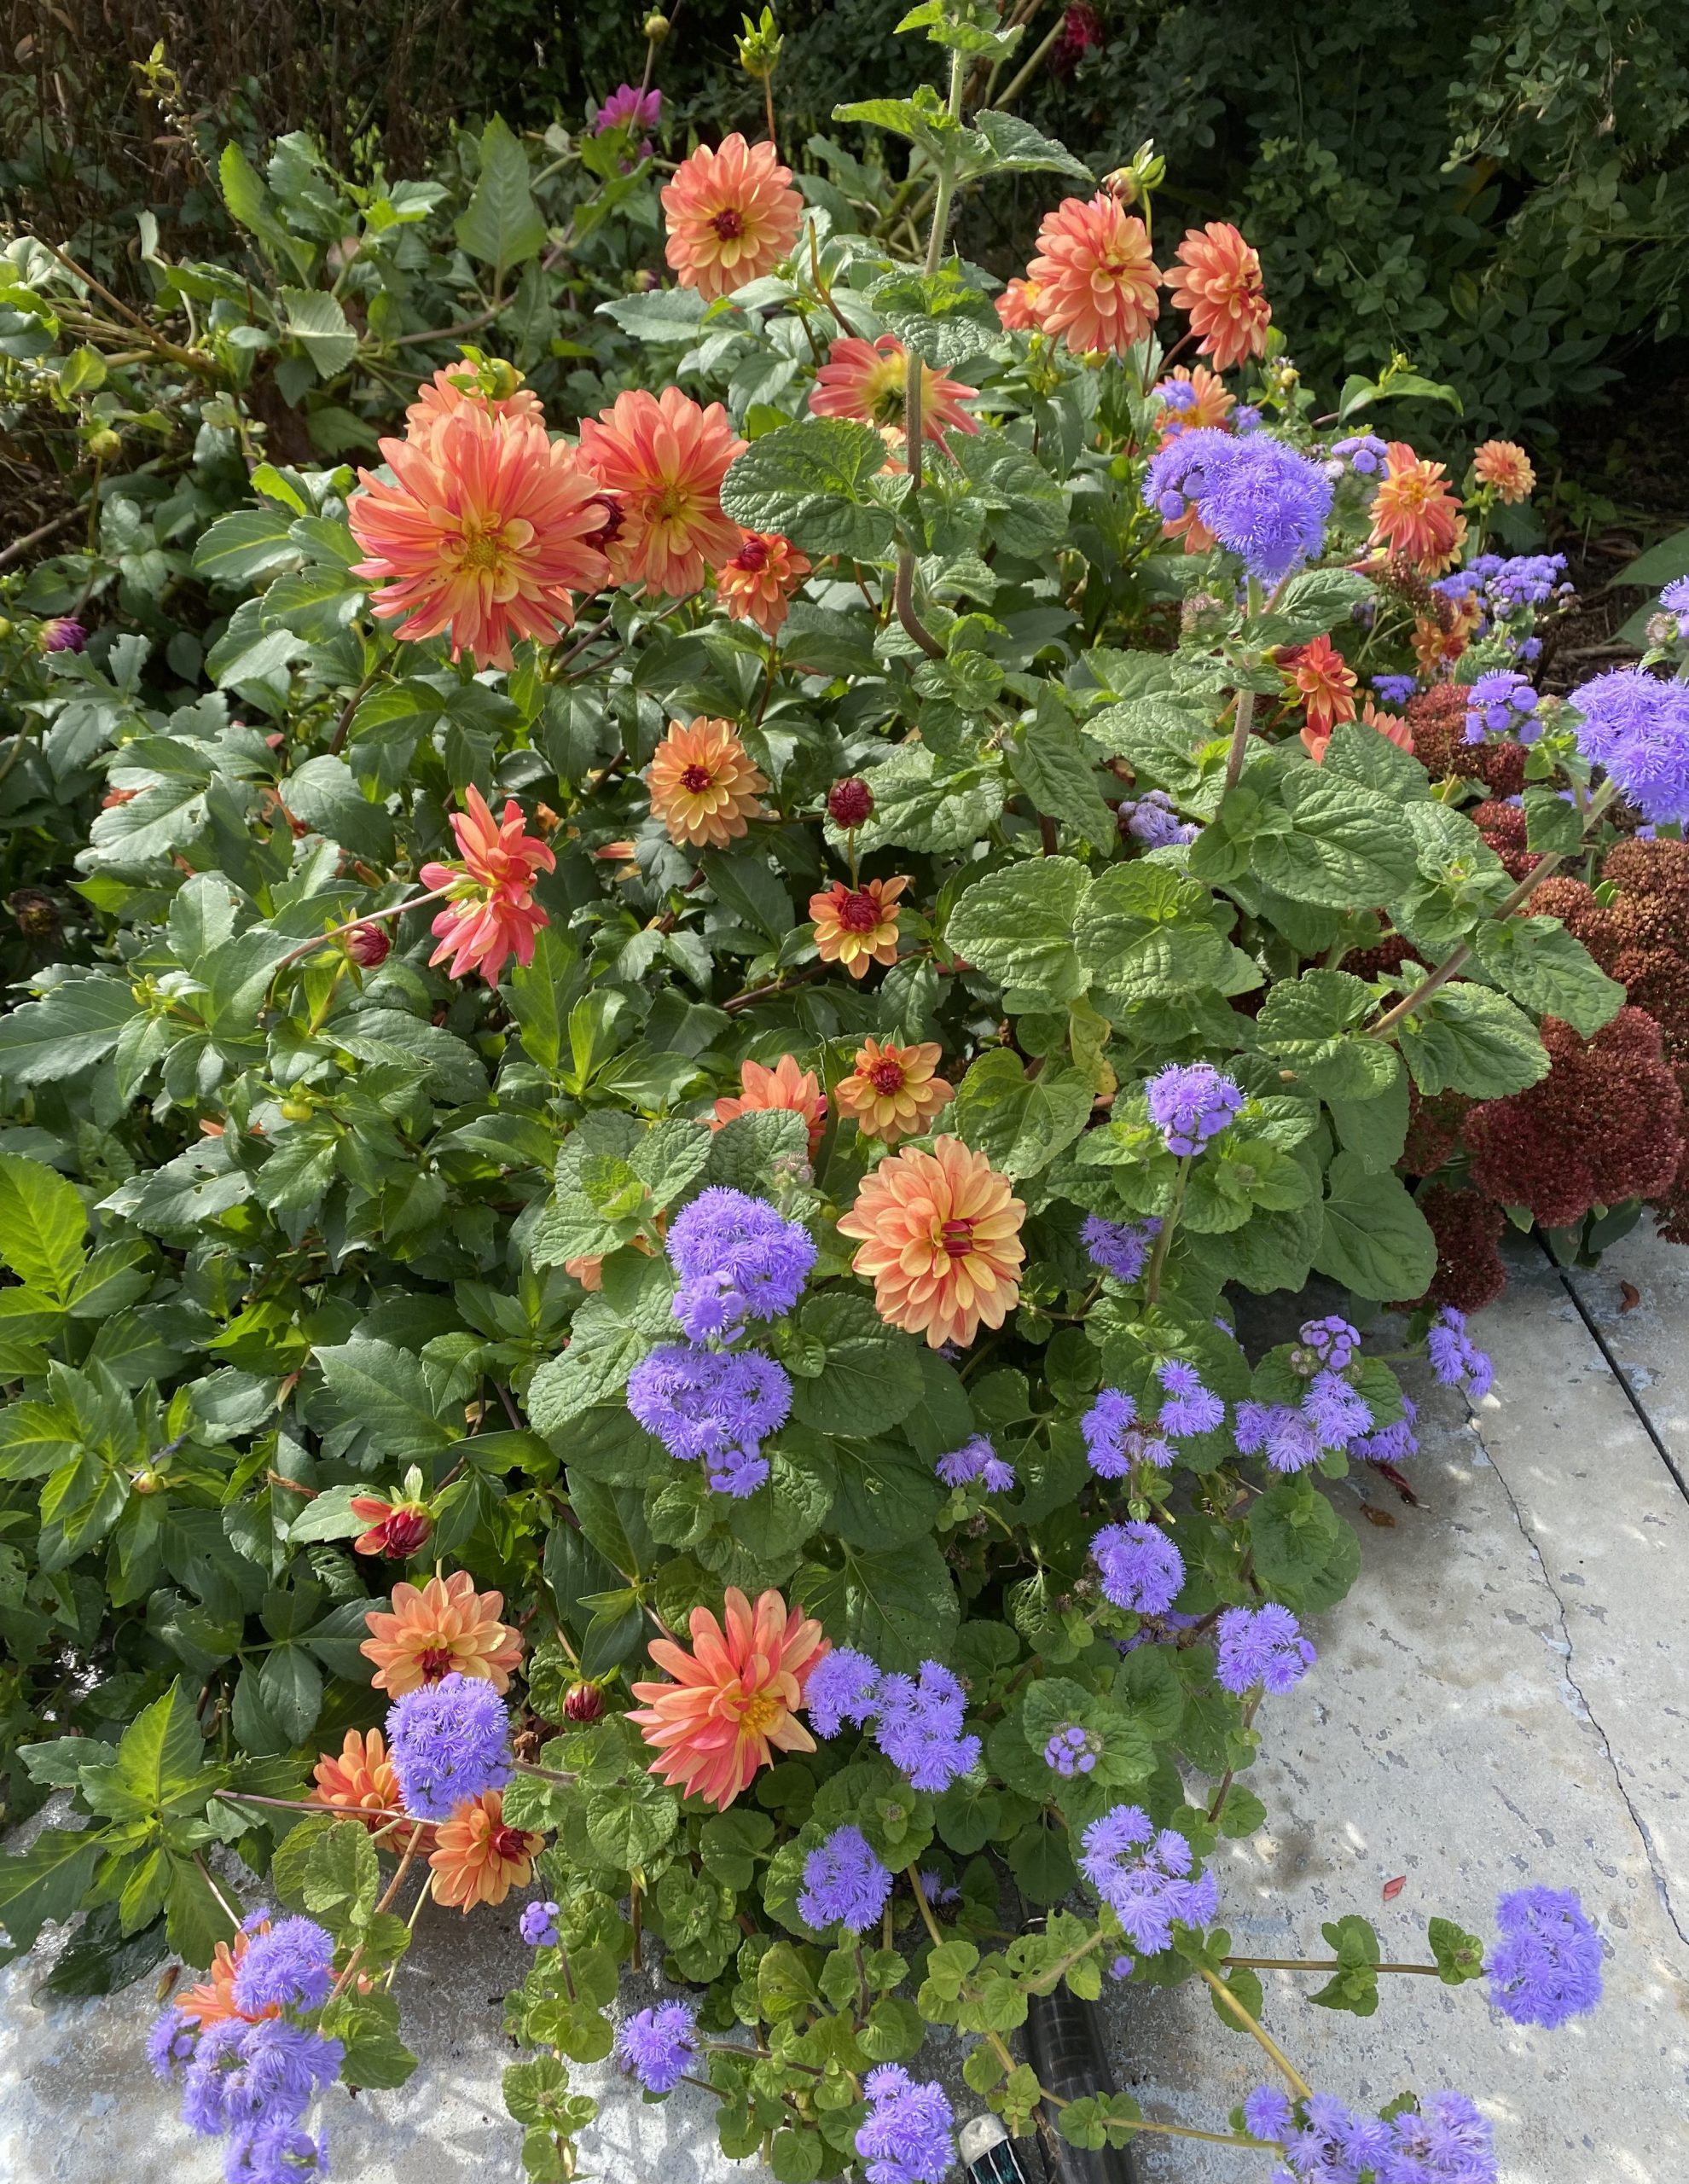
(456, 529, 505, 571)
(738, 1691, 782, 1734)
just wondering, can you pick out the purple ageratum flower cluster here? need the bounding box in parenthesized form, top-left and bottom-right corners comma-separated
(1118, 787, 1200, 849)
(230, 1917, 334, 2017)
(1236, 1357, 1372, 1472)
(1083, 1386, 1170, 1475)
(1302, 1369, 1374, 1444)
(934, 1434, 1015, 1491)
(1426, 1308, 1494, 1399)
(1155, 377, 1201, 415)
(519, 1899, 560, 1948)
(152, 2001, 341, 2181)
(1044, 1724, 1098, 1777)
(1382, 2090, 1499, 2183)
(804, 1646, 882, 1738)
(625, 1341, 792, 1495)
(1234, 1400, 1324, 1473)
(1295, 1316, 1361, 1372)
(386, 1671, 511, 1821)
(1274, 2093, 1391, 2182)
(1156, 1358, 1225, 1436)
(1659, 575, 1689, 615)
(1462, 668, 1541, 746)
(804, 1648, 979, 1792)
(1215, 1603, 1315, 1694)
(1488, 1885, 1603, 2029)
(1146, 1060, 1245, 1157)
(1470, 550, 1570, 619)
(619, 2000, 698, 2093)
(1143, 430, 1332, 580)
(1082, 1213, 1161, 1284)
(1077, 1805, 1217, 1952)
(1233, 404, 1262, 433)
(856, 2065, 955, 2184)
(1348, 1390, 1419, 1465)
(1328, 433, 1390, 477)
(1092, 1519, 1186, 1615)
(666, 1188, 816, 1342)
(1569, 665, 1689, 827)
(1373, 672, 1419, 707)
(798, 1823, 893, 1933)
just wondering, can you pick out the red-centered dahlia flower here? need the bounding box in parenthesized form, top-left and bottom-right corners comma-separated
(419, 787, 556, 983)
(578, 387, 746, 598)
(715, 530, 811, 635)
(1166, 223, 1272, 373)
(834, 1037, 952, 1145)
(837, 1135, 1025, 1349)
(1472, 439, 1536, 504)
(1280, 633, 1358, 738)
(808, 334, 979, 443)
(711, 1054, 827, 1154)
(647, 716, 769, 847)
(1026, 194, 1161, 357)
(661, 133, 804, 301)
(810, 875, 908, 979)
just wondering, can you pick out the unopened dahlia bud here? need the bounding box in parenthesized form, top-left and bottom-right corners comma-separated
(345, 921, 391, 968)
(38, 616, 87, 653)
(643, 10, 670, 40)
(350, 1495, 434, 1559)
(563, 1682, 606, 1724)
(86, 427, 123, 462)
(827, 775, 874, 828)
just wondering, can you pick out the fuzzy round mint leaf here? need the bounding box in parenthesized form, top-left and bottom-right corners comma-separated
(946, 857, 1090, 1012)
(719, 418, 894, 561)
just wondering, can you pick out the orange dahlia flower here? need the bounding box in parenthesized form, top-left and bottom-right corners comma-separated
(1166, 223, 1272, 373)
(647, 716, 769, 848)
(810, 875, 908, 979)
(627, 1586, 829, 1809)
(808, 334, 979, 444)
(711, 1054, 827, 1154)
(419, 786, 555, 984)
(1027, 195, 1161, 358)
(311, 1727, 429, 1850)
(1278, 633, 1358, 736)
(837, 1134, 1025, 1350)
(995, 278, 1042, 332)
(578, 387, 745, 598)
(1155, 363, 1235, 437)
(716, 530, 811, 636)
(1369, 444, 1466, 574)
(361, 1569, 524, 1698)
(661, 133, 804, 302)
(404, 363, 544, 448)
(1303, 695, 1415, 766)
(834, 1038, 952, 1146)
(1472, 439, 1535, 504)
(347, 404, 610, 671)
(428, 1788, 543, 1911)
(175, 1923, 276, 2028)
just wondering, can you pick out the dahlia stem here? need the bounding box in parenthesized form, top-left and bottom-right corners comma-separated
(1222, 688, 1257, 793)
(328, 1834, 422, 2007)
(268, 882, 459, 978)
(1223, 1956, 1442, 1976)
(1143, 1156, 1189, 1305)
(892, 346, 945, 662)
(1197, 1962, 1314, 2101)
(192, 1854, 242, 1933)
(513, 1760, 578, 1786)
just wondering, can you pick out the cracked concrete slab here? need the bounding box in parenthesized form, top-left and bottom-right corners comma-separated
(1564, 1218, 1689, 1485)
(3, 1239, 1686, 2182)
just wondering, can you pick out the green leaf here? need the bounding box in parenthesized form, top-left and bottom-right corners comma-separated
(1427, 1915, 1486, 1984)
(1312, 1152, 1437, 1301)
(315, 1339, 460, 1460)
(1252, 770, 1419, 907)
(1257, 568, 1375, 646)
(1471, 917, 1624, 1039)
(596, 288, 708, 342)
(1074, 862, 1252, 1007)
(1256, 971, 1400, 1101)
(796, 1538, 958, 1673)
(1248, 1474, 1362, 1616)
(790, 1294, 924, 1437)
(506, 926, 586, 1072)
(839, 749, 1003, 857)
(720, 420, 893, 561)
(278, 288, 357, 379)
(0, 979, 138, 1085)
(0, 1152, 85, 1301)
(951, 1049, 1093, 1178)
(1008, 692, 1117, 840)
(1320, 718, 1430, 801)
(0, 1827, 102, 1955)
(966, 110, 1091, 181)
(258, 1644, 323, 1745)
(946, 857, 1089, 1011)
(273, 1814, 380, 1933)
(1395, 980, 1550, 1099)
(1523, 785, 1584, 857)
(456, 115, 547, 272)
(78, 1678, 212, 1824)
(322, 1986, 420, 2088)
(190, 507, 304, 584)
(583, 1772, 680, 1867)
(821, 1437, 944, 1549)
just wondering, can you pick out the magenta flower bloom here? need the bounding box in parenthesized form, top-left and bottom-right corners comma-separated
(591, 84, 662, 159)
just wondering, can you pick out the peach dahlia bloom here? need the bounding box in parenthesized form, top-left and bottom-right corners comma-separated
(1278, 633, 1358, 736)
(311, 1727, 429, 1850)
(662, 133, 804, 302)
(647, 716, 769, 848)
(995, 277, 1042, 332)
(419, 786, 555, 984)
(1472, 439, 1535, 504)
(578, 387, 746, 598)
(627, 1586, 829, 1809)
(175, 1924, 276, 2028)
(347, 404, 610, 671)
(1304, 695, 1414, 765)
(810, 874, 908, 979)
(404, 363, 544, 447)
(716, 530, 811, 636)
(1166, 223, 1272, 373)
(808, 334, 979, 444)
(428, 1789, 543, 1911)
(1026, 194, 1161, 357)
(1155, 363, 1235, 437)
(711, 1054, 827, 1154)
(1369, 443, 1466, 574)
(834, 1038, 952, 1146)
(837, 1134, 1025, 1349)
(361, 1569, 524, 1697)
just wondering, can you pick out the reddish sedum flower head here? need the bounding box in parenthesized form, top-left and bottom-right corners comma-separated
(429, 1788, 543, 1911)
(995, 277, 1042, 332)
(837, 1134, 1025, 1349)
(1369, 443, 1466, 574)
(827, 775, 874, 829)
(403, 362, 544, 449)
(347, 404, 610, 671)
(578, 387, 746, 598)
(715, 530, 810, 635)
(1472, 439, 1535, 504)
(810, 874, 908, 979)
(711, 1054, 827, 1153)
(1280, 632, 1358, 738)
(809, 334, 979, 443)
(647, 716, 769, 847)
(1026, 195, 1161, 357)
(661, 132, 804, 301)
(1166, 223, 1271, 372)
(835, 1037, 953, 1145)
(420, 787, 555, 983)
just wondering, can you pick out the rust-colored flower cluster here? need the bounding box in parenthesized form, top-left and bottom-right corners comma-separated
(1408, 684, 1527, 799)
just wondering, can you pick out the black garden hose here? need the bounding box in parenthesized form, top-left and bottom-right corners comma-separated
(1024, 1970, 1141, 2184)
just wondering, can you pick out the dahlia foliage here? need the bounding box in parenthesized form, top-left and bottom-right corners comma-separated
(9, 6, 1671, 2181)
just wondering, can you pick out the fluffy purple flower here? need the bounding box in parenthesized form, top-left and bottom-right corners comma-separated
(1569, 665, 1689, 826)
(918, 1869, 961, 1907)
(1302, 1369, 1373, 1446)
(934, 1435, 1014, 1492)
(1082, 1386, 1170, 1475)
(666, 1188, 815, 1330)
(1118, 788, 1199, 849)
(670, 1270, 746, 1343)
(224, 2121, 330, 2182)
(1426, 1309, 1493, 1398)
(1463, 668, 1540, 745)
(520, 1900, 560, 1948)
(386, 1672, 511, 1821)
(1348, 1391, 1419, 1465)
(1199, 436, 1334, 582)
(1330, 433, 1390, 477)
(625, 1342, 792, 1472)
(705, 1443, 771, 1497)
(1373, 673, 1419, 706)
(1286, 2094, 1391, 2182)
(1044, 1724, 1097, 1778)
(1077, 1805, 1216, 1951)
(1381, 2090, 1497, 2183)
(149, 2008, 197, 2078)
(1234, 1399, 1323, 1473)
(1242, 2083, 1294, 2143)
(235, 2020, 343, 2123)
(1092, 1520, 1185, 1615)
(1296, 1316, 1360, 1371)
(1155, 1356, 1224, 1436)
(1156, 378, 1200, 415)
(804, 1647, 882, 1738)
(1471, 550, 1569, 619)
(1145, 1061, 1244, 1157)
(1659, 576, 1689, 616)
(1082, 1213, 1160, 1283)
(874, 1662, 979, 1792)
(230, 1916, 334, 2017)
(1144, 427, 1235, 523)
(798, 1824, 893, 1934)
(1215, 1603, 1315, 1695)
(619, 2000, 698, 2093)
(180, 2018, 252, 2136)
(1488, 1885, 1602, 2029)
(1107, 1951, 1135, 1979)
(856, 2065, 955, 2184)
(592, 82, 661, 157)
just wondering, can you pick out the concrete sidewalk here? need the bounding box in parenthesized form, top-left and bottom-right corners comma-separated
(3, 1234, 1686, 2181)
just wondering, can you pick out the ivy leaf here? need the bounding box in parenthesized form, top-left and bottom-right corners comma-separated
(1312, 1151, 1437, 1301)
(946, 857, 1089, 1011)
(720, 420, 893, 560)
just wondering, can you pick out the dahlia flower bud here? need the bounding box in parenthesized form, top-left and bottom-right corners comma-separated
(345, 921, 392, 968)
(8, 887, 59, 939)
(131, 1467, 165, 1496)
(86, 427, 123, 463)
(737, 4, 782, 77)
(643, 10, 670, 39)
(38, 617, 87, 653)
(563, 1682, 606, 1724)
(351, 1495, 434, 1560)
(827, 776, 874, 829)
